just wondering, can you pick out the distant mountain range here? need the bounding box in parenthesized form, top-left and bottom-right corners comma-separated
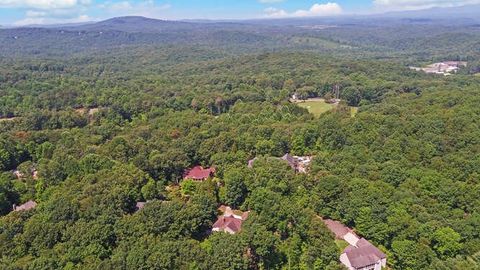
(1, 4, 479, 59)
(379, 4, 480, 20)
(2, 4, 480, 30)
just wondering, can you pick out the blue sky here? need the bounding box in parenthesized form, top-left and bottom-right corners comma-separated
(0, 0, 478, 26)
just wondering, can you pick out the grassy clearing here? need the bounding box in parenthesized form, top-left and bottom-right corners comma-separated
(295, 99, 336, 117)
(335, 239, 350, 252)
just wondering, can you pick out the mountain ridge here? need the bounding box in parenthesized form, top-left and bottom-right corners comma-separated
(3, 3, 480, 29)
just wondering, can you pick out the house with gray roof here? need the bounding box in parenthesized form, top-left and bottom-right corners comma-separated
(340, 238, 387, 270)
(13, 200, 37, 212)
(322, 218, 387, 270)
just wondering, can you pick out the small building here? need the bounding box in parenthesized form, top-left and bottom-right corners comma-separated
(282, 154, 312, 174)
(295, 156, 312, 173)
(212, 206, 249, 234)
(183, 166, 215, 181)
(136, 202, 146, 210)
(247, 157, 258, 168)
(411, 61, 467, 76)
(248, 154, 312, 173)
(13, 200, 37, 212)
(32, 170, 39, 180)
(12, 168, 38, 180)
(13, 170, 24, 179)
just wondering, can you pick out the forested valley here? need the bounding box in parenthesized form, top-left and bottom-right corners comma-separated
(1, 15, 480, 270)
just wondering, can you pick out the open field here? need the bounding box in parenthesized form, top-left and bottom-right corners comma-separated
(294, 99, 358, 118)
(295, 99, 336, 117)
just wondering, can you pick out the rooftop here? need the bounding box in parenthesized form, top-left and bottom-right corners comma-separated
(212, 216, 243, 234)
(183, 166, 215, 181)
(14, 200, 37, 212)
(136, 201, 146, 210)
(322, 218, 355, 239)
(344, 238, 386, 269)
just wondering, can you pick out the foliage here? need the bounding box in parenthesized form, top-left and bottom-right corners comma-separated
(0, 16, 480, 269)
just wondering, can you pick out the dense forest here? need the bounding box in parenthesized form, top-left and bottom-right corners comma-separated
(1, 15, 480, 270)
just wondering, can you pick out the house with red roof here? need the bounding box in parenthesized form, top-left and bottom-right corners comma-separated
(212, 206, 249, 234)
(183, 166, 215, 181)
(212, 216, 244, 234)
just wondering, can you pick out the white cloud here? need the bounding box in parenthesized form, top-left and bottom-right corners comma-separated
(25, 10, 47, 17)
(264, 7, 288, 17)
(0, 0, 90, 9)
(259, 0, 284, 3)
(14, 14, 91, 26)
(10, 0, 172, 26)
(108, 1, 134, 11)
(265, 2, 343, 18)
(293, 3, 343, 17)
(3, 0, 92, 25)
(374, 0, 480, 11)
(99, 1, 171, 17)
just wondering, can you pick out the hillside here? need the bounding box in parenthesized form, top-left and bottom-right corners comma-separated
(1, 15, 480, 60)
(1, 10, 480, 270)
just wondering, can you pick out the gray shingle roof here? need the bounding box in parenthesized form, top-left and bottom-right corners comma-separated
(344, 239, 386, 269)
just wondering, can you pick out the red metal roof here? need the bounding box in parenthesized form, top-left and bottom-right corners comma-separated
(213, 216, 243, 233)
(183, 166, 215, 181)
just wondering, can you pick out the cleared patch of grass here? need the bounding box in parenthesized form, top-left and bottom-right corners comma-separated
(296, 99, 336, 117)
(335, 239, 350, 252)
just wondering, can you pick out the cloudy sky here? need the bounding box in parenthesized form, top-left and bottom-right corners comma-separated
(0, 0, 478, 26)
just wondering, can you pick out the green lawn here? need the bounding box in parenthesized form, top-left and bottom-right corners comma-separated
(296, 100, 336, 117)
(335, 239, 350, 252)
